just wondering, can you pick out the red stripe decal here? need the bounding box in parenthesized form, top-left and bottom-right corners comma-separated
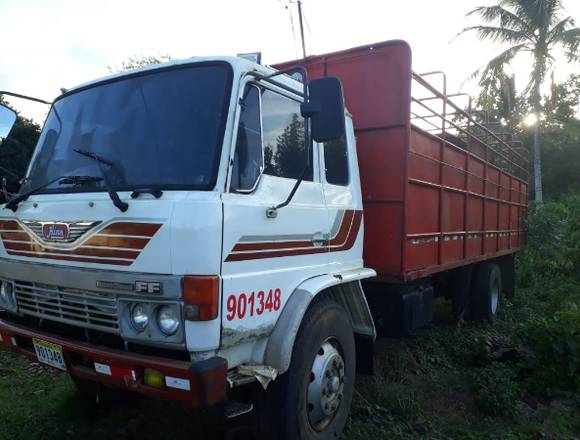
(0, 221, 162, 266)
(84, 235, 151, 249)
(6, 251, 134, 266)
(0, 220, 22, 231)
(1, 232, 30, 241)
(3, 241, 140, 259)
(225, 210, 362, 262)
(99, 222, 162, 237)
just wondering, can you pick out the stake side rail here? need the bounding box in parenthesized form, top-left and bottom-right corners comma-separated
(411, 72, 529, 184)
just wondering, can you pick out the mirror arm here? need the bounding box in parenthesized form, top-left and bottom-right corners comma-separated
(255, 66, 310, 101)
(267, 149, 311, 218)
(0, 91, 51, 106)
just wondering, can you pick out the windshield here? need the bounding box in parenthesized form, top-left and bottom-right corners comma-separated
(23, 62, 232, 194)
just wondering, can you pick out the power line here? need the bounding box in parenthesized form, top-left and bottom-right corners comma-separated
(296, 0, 307, 59)
(302, 5, 312, 36)
(286, 2, 299, 59)
(277, 0, 308, 59)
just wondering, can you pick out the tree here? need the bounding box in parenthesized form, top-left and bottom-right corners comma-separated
(0, 97, 41, 187)
(539, 120, 580, 196)
(108, 54, 173, 73)
(476, 71, 520, 125)
(460, 0, 580, 202)
(544, 74, 580, 124)
(266, 114, 307, 179)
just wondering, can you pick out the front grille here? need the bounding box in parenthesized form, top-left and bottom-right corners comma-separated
(14, 281, 119, 334)
(22, 221, 101, 243)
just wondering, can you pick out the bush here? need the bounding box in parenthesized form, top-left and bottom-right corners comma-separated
(471, 365, 521, 416)
(517, 194, 580, 287)
(518, 309, 580, 397)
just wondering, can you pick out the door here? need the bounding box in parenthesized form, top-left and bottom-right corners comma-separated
(321, 117, 364, 271)
(221, 82, 329, 364)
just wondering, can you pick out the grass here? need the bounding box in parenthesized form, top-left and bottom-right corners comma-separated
(0, 277, 578, 439)
(344, 278, 580, 440)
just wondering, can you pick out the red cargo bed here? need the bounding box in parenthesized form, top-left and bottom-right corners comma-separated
(274, 40, 529, 282)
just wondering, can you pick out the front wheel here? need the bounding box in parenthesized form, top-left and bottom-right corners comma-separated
(256, 297, 356, 439)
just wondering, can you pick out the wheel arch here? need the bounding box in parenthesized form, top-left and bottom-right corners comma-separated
(263, 268, 376, 375)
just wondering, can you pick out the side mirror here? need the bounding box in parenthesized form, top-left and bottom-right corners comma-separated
(302, 77, 346, 143)
(0, 104, 17, 142)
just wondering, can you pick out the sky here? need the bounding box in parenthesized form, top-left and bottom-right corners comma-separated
(1, 0, 579, 122)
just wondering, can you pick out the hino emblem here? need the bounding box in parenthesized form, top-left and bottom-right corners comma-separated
(42, 223, 70, 241)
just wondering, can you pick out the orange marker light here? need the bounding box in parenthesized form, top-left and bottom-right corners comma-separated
(183, 276, 220, 321)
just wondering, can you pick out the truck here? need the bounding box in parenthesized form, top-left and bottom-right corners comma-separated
(0, 40, 528, 439)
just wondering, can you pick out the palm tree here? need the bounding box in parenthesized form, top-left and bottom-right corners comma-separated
(461, 0, 580, 201)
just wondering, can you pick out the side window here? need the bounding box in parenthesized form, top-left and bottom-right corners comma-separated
(262, 90, 312, 181)
(230, 85, 263, 192)
(324, 136, 349, 186)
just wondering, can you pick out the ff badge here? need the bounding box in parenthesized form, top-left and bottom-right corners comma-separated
(135, 281, 162, 294)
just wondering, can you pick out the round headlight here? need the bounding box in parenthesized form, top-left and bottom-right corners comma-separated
(157, 306, 180, 336)
(0, 281, 16, 311)
(130, 304, 149, 332)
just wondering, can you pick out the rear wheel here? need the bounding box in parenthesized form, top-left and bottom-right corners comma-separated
(255, 297, 356, 439)
(470, 262, 502, 322)
(450, 266, 474, 322)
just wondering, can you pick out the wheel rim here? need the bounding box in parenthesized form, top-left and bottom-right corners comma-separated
(307, 338, 346, 431)
(491, 278, 500, 315)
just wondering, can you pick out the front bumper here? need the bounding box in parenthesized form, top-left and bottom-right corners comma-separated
(0, 317, 227, 407)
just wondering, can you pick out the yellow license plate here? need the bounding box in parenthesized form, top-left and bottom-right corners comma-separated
(32, 338, 66, 371)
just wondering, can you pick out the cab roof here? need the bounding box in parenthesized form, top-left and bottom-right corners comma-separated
(62, 56, 305, 99)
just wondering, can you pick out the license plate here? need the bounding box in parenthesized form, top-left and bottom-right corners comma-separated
(32, 338, 66, 371)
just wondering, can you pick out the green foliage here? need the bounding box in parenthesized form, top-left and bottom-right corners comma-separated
(545, 74, 580, 125)
(517, 194, 580, 285)
(264, 113, 307, 179)
(539, 120, 580, 197)
(519, 310, 580, 397)
(0, 99, 41, 186)
(108, 54, 174, 73)
(514, 195, 580, 397)
(461, 1, 580, 200)
(470, 364, 521, 416)
(461, 0, 580, 112)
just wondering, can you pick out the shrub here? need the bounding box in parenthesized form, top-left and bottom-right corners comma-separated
(470, 365, 521, 416)
(517, 194, 580, 286)
(518, 309, 580, 397)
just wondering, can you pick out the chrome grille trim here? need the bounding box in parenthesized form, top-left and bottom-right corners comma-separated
(21, 221, 101, 243)
(14, 281, 119, 333)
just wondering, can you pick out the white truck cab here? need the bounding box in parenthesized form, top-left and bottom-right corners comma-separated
(0, 56, 376, 439)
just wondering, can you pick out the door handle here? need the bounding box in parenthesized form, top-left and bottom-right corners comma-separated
(312, 232, 327, 247)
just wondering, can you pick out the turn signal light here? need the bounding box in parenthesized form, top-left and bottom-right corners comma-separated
(183, 276, 219, 321)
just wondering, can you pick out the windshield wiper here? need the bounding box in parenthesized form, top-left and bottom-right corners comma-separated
(5, 175, 104, 212)
(59, 175, 103, 186)
(73, 149, 128, 212)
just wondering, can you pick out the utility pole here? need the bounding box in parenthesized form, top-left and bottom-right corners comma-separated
(297, 0, 307, 60)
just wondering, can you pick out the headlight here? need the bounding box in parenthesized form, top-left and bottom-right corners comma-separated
(157, 305, 180, 335)
(130, 304, 149, 332)
(0, 281, 17, 312)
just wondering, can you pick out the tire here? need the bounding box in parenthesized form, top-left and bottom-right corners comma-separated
(470, 262, 502, 322)
(450, 266, 474, 322)
(255, 297, 356, 440)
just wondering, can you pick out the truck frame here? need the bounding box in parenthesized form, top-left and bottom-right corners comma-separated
(0, 40, 527, 439)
